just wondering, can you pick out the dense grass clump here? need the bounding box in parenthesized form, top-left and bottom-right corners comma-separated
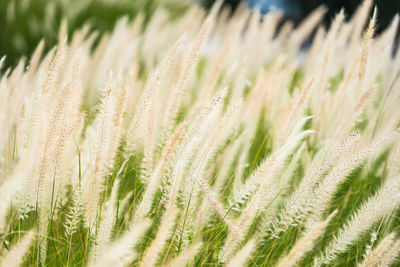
(1, 0, 400, 266)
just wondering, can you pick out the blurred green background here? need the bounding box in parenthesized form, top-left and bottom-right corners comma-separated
(0, 0, 189, 69)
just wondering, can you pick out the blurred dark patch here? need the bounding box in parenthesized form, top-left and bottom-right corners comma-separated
(301, 0, 400, 33)
(202, 0, 400, 33)
(200, 0, 242, 14)
(199, 0, 400, 55)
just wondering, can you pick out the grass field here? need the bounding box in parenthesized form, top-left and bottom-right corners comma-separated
(1, 0, 400, 266)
